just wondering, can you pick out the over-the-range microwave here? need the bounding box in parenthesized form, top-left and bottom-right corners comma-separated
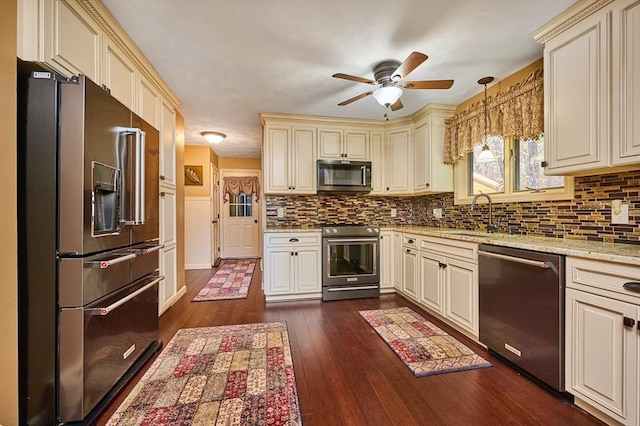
(317, 159, 372, 193)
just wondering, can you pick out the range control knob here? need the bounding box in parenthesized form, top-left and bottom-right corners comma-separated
(332, 228, 338, 233)
(367, 228, 373, 233)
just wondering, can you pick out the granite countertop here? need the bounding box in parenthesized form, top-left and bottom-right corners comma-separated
(265, 226, 640, 266)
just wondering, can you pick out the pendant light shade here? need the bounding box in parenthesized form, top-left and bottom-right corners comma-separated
(372, 86, 403, 106)
(201, 131, 226, 144)
(476, 77, 496, 163)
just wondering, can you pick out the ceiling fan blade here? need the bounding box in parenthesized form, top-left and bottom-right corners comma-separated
(390, 99, 403, 111)
(402, 80, 454, 90)
(332, 73, 376, 85)
(392, 52, 428, 80)
(338, 91, 374, 106)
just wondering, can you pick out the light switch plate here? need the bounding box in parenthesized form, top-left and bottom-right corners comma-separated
(611, 203, 629, 224)
(390, 208, 397, 218)
(433, 208, 443, 219)
(277, 207, 284, 218)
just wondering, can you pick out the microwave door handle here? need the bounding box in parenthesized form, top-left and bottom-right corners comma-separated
(361, 165, 365, 186)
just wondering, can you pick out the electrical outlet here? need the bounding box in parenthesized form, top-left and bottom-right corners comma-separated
(277, 207, 284, 218)
(390, 208, 397, 218)
(611, 202, 629, 224)
(433, 208, 443, 219)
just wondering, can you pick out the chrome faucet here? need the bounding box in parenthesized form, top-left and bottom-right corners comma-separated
(470, 192, 498, 233)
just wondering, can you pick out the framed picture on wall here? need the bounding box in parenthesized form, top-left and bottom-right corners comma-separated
(184, 165, 203, 186)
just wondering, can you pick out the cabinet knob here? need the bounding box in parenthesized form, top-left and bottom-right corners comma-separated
(160, 192, 166, 197)
(623, 317, 636, 328)
(623, 282, 640, 293)
(386, 187, 390, 191)
(408, 239, 414, 244)
(289, 238, 299, 243)
(540, 161, 549, 168)
(425, 182, 430, 187)
(406, 249, 410, 253)
(160, 175, 166, 181)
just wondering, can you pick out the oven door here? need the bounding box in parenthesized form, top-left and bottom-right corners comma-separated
(323, 237, 379, 286)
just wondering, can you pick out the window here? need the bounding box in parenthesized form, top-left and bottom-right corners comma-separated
(455, 135, 573, 204)
(228, 192, 253, 217)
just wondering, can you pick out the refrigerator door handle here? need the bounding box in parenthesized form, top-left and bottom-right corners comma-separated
(119, 127, 146, 226)
(132, 244, 164, 255)
(88, 275, 163, 316)
(85, 252, 137, 269)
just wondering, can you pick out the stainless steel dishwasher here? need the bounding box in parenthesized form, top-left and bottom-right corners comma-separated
(478, 244, 565, 392)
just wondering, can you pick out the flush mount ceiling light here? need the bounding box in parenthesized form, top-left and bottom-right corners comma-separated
(201, 131, 226, 144)
(476, 76, 496, 163)
(372, 85, 403, 107)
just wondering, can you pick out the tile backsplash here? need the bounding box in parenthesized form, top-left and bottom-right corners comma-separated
(265, 170, 639, 244)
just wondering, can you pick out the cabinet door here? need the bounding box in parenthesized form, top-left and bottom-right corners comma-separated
(402, 248, 419, 300)
(160, 188, 176, 247)
(264, 248, 295, 295)
(419, 251, 443, 313)
(369, 131, 385, 195)
(386, 128, 412, 194)
(291, 127, 316, 194)
(103, 38, 136, 111)
(138, 75, 160, 128)
(344, 130, 369, 160)
(318, 128, 342, 159)
(379, 231, 394, 291)
(159, 102, 176, 185)
(413, 124, 430, 193)
(295, 247, 321, 294)
(445, 258, 478, 336)
(544, 12, 610, 174)
(264, 126, 290, 193)
(566, 289, 637, 424)
(159, 243, 177, 315)
(612, 0, 640, 166)
(392, 233, 403, 290)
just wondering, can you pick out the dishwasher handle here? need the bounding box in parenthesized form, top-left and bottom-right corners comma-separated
(479, 251, 552, 269)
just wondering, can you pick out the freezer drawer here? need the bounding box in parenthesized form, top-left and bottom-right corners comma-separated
(58, 275, 162, 423)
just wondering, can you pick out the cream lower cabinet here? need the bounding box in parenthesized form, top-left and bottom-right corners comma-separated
(379, 231, 395, 293)
(159, 187, 178, 314)
(565, 257, 640, 426)
(263, 232, 321, 301)
(401, 235, 420, 300)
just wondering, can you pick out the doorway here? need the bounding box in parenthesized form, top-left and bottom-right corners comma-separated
(210, 163, 220, 266)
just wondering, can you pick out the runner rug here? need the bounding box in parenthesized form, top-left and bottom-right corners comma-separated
(106, 322, 302, 425)
(359, 307, 492, 377)
(192, 259, 257, 302)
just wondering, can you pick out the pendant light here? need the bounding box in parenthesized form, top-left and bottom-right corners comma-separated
(477, 76, 495, 163)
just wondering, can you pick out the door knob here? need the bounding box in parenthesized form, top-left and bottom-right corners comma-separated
(254, 219, 258, 223)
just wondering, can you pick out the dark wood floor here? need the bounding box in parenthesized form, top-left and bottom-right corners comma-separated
(97, 262, 603, 425)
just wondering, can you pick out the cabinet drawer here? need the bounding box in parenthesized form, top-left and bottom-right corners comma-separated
(420, 236, 477, 262)
(567, 257, 640, 301)
(265, 232, 321, 247)
(402, 234, 419, 249)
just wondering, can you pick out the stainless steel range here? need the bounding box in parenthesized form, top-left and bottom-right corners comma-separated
(322, 225, 380, 301)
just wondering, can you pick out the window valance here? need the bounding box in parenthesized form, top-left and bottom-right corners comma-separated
(443, 69, 544, 164)
(223, 176, 260, 202)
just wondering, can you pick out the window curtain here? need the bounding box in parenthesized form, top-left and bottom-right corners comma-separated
(223, 176, 260, 202)
(443, 69, 544, 164)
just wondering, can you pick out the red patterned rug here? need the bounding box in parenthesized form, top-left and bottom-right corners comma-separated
(360, 307, 492, 377)
(192, 259, 257, 302)
(106, 322, 302, 425)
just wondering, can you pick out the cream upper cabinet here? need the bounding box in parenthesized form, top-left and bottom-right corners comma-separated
(612, 0, 640, 166)
(263, 124, 316, 194)
(369, 130, 385, 195)
(385, 124, 413, 194)
(18, 0, 102, 82)
(413, 105, 455, 194)
(318, 127, 369, 161)
(160, 101, 176, 186)
(103, 37, 136, 111)
(138, 75, 161, 128)
(535, 0, 640, 175)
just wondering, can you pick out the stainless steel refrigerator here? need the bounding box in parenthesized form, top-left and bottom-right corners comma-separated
(18, 60, 163, 425)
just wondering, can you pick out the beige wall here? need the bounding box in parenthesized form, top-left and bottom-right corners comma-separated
(176, 112, 186, 292)
(218, 157, 262, 170)
(455, 58, 542, 113)
(0, 0, 19, 423)
(184, 146, 214, 197)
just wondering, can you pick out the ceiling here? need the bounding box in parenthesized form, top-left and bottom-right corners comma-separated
(102, 0, 576, 159)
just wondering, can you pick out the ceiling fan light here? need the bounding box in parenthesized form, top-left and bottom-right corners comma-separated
(373, 86, 403, 106)
(477, 143, 495, 162)
(201, 131, 226, 144)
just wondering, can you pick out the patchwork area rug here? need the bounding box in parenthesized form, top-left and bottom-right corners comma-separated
(192, 259, 257, 302)
(106, 322, 302, 426)
(360, 307, 492, 377)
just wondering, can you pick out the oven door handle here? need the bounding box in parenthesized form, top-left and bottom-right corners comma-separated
(88, 275, 164, 316)
(325, 238, 379, 244)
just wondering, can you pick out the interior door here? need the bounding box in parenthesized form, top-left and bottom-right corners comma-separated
(221, 171, 260, 258)
(211, 164, 220, 266)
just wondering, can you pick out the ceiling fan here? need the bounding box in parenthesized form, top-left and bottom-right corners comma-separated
(333, 51, 454, 111)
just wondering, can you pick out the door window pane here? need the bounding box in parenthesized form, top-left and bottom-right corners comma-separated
(468, 136, 505, 195)
(228, 193, 252, 217)
(516, 136, 564, 191)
